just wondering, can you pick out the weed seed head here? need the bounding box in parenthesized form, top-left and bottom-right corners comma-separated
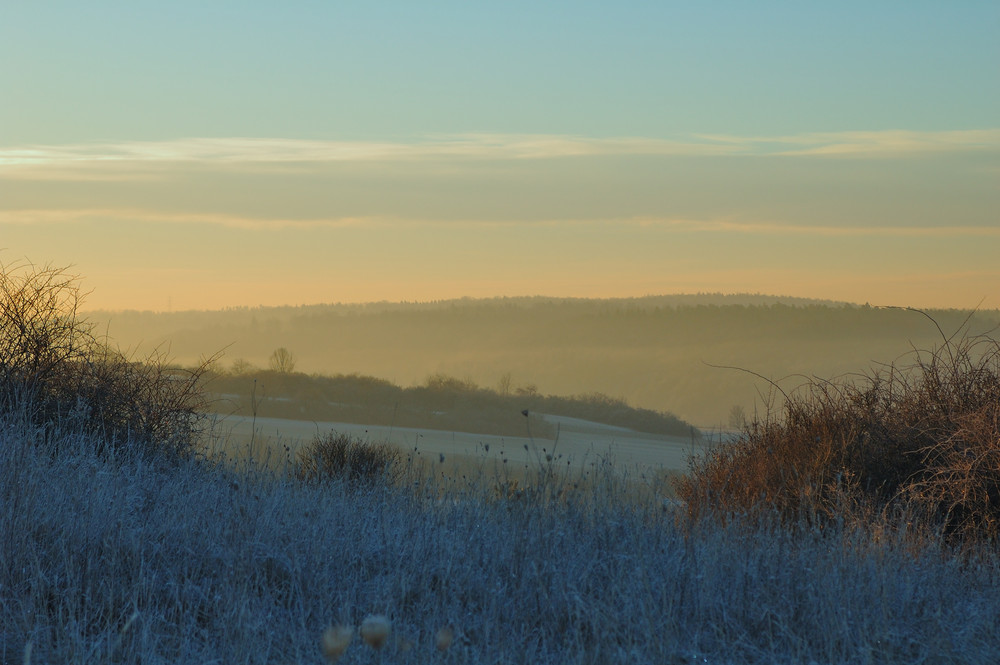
(321, 624, 354, 662)
(360, 614, 391, 650)
(435, 626, 455, 651)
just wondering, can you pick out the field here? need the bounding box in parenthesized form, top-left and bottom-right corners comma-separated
(5, 415, 1000, 664)
(3, 264, 1000, 663)
(207, 412, 702, 485)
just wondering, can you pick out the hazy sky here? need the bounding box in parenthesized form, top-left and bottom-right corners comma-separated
(2, 1, 997, 311)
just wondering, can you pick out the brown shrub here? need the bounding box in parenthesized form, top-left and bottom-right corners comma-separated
(676, 312, 1000, 545)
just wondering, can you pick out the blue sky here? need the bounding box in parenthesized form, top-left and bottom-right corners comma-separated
(4, 1, 996, 140)
(1, 1, 997, 309)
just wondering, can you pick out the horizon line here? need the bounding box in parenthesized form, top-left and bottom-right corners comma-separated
(81, 292, 999, 315)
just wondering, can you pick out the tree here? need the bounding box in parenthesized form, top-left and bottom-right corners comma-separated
(269, 347, 296, 373)
(728, 404, 747, 430)
(515, 383, 538, 397)
(230, 358, 256, 375)
(497, 371, 513, 396)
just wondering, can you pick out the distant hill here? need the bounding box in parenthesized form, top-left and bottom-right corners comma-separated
(84, 292, 847, 322)
(84, 295, 1000, 426)
(204, 369, 695, 440)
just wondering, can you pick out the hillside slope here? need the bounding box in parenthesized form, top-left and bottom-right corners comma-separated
(87, 296, 1000, 425)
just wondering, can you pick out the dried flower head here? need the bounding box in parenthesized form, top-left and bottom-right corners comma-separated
(360, 614, 391, 650)
(321, 624, 354, 662)
(435, 626, 455, 651)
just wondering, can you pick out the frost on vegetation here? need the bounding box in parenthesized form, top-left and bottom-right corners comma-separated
(2, 264, 999, 663)
(3, 413, 999, 664)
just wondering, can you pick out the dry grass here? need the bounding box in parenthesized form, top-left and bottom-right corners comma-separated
(677, 310, 1000, 546)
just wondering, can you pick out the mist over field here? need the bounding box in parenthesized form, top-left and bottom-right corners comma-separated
(85, 294, 1000, 427)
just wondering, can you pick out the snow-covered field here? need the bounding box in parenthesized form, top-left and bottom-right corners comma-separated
(204, 412, 709, 475)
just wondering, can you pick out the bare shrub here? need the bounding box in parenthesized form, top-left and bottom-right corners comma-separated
(295, 431, 403, 485)
(0, 260, 212, 458)
(0, 262, 93, 409)
(677, 311, 1000, 545)
(72, 346, 213, 458)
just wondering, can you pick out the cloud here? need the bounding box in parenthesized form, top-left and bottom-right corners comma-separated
(0, 134, 737, 171)
(696, 129, 1000, 157)
(0, 208, 383, 231)
(4, 208, 998, 240)
(633, 217, 1000, 237)
(1, 129, 995, 179)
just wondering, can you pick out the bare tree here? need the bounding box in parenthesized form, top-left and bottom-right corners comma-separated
(269, 347, 296, 373)
(230, 358, 256, 375)
(728, 404, 747, 430)
(497, 371, 513, 396)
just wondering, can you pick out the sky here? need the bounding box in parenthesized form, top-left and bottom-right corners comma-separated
(1, 1, 997, 311)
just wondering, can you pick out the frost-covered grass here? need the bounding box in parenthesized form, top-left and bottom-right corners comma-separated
(3, 417, 998, 665)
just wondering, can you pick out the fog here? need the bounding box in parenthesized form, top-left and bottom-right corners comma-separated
(85, 295, 999, 427)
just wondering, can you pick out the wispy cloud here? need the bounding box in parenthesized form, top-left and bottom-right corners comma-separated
(4, 207, 998, 239)
(633, 217, 1000, 237)
(0, 134, 736, 171)
(0, 208, 383, 231)
(696, 129, 1000, 157)
(4, 128, 992, 176)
